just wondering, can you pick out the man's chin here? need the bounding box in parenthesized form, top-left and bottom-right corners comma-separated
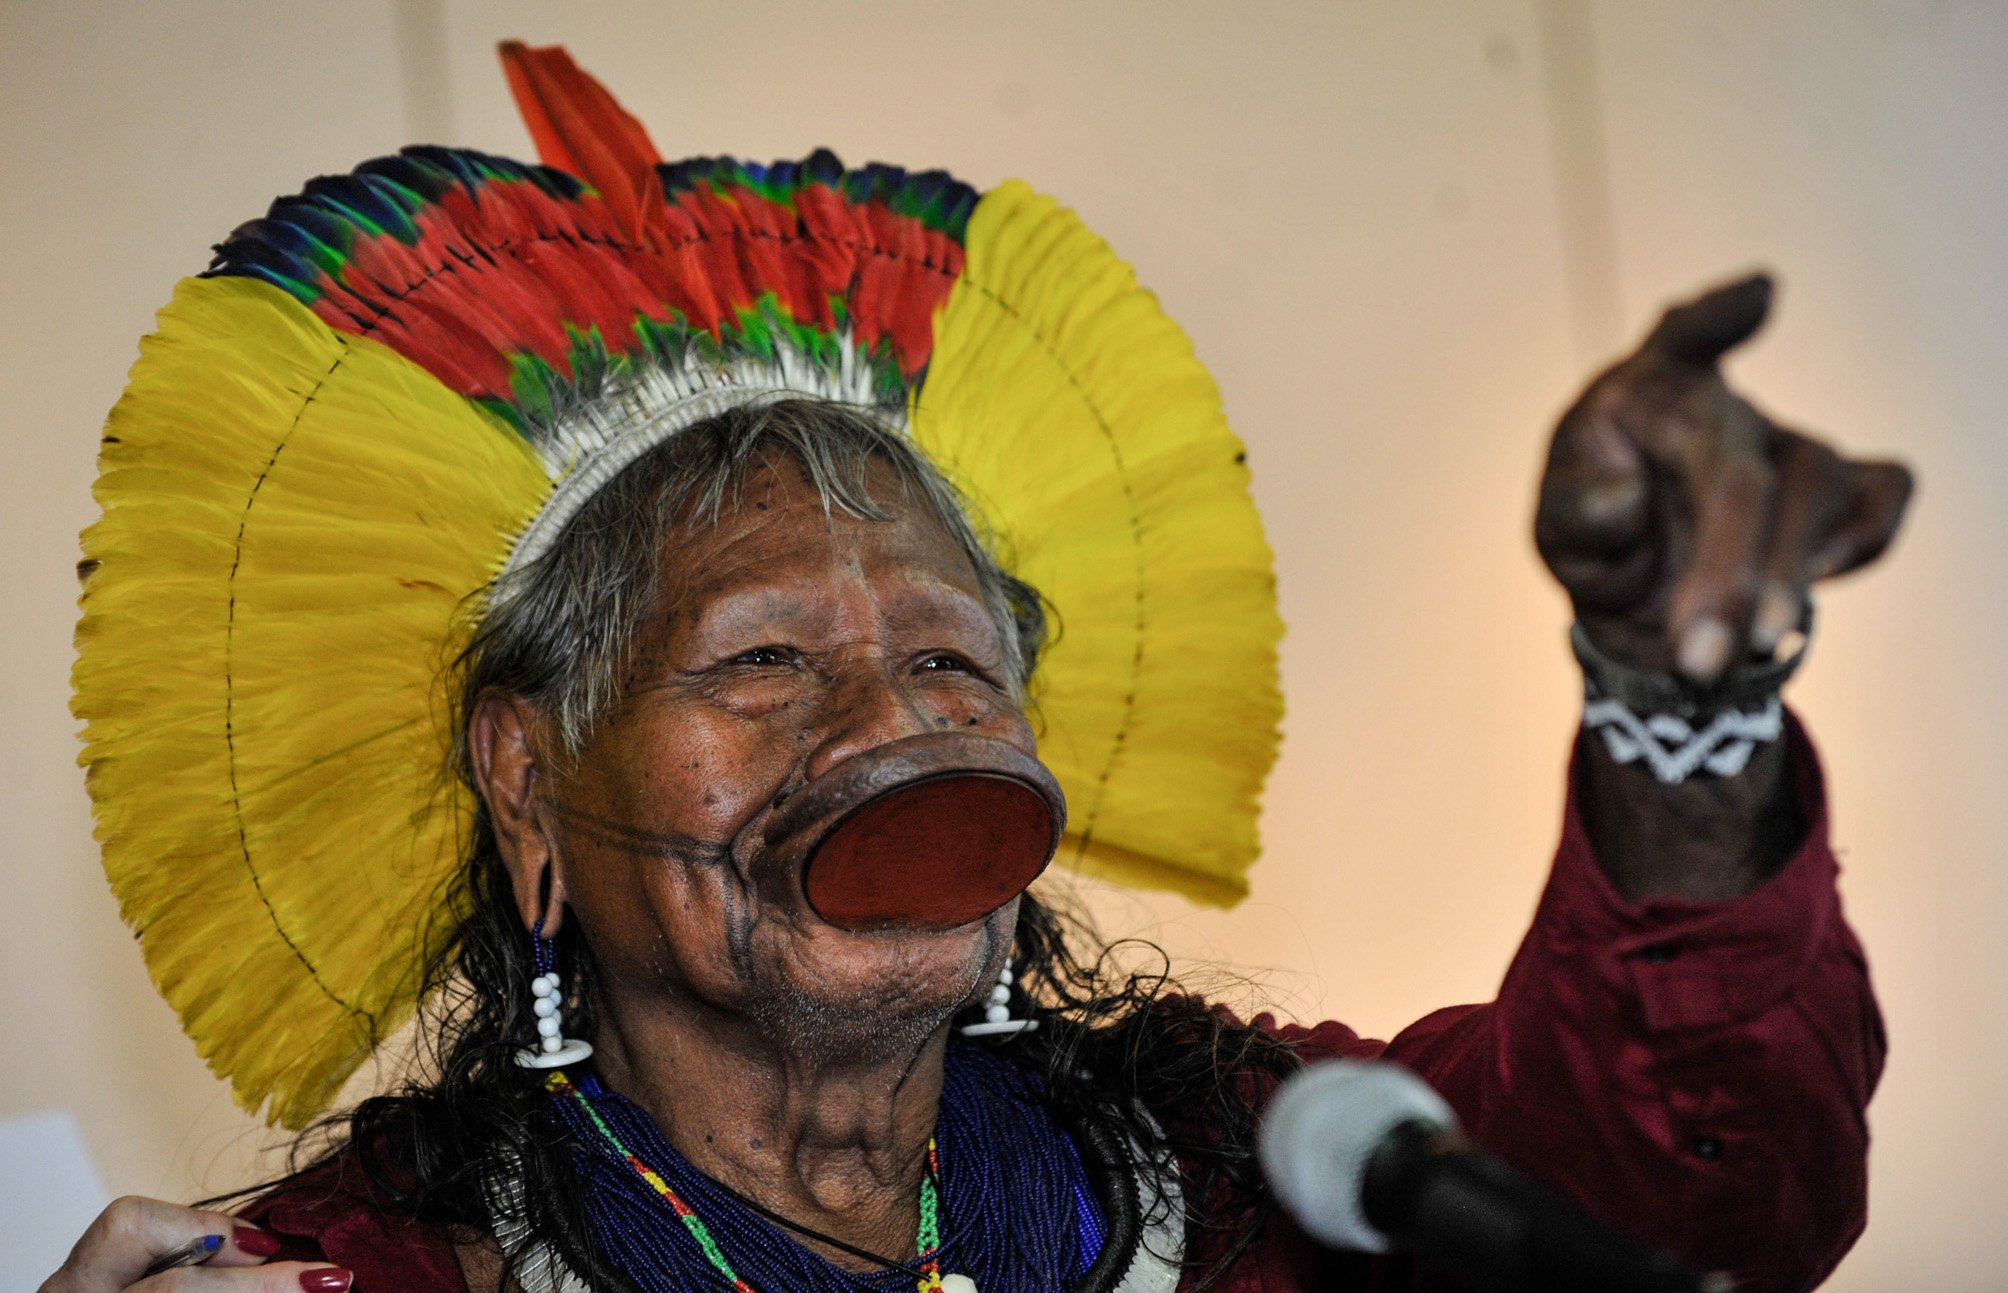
(743, 983, 967, 1065)
(744, 918, 1005, 1056)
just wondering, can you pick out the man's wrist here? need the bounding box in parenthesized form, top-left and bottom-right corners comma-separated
(1570, 615, 1811, 900)
(1571, 611, 1809, 785)
(1578, 726, 1801, 902)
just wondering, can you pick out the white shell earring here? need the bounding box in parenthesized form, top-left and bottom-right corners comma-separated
(959, 953, 1038, 1038)
(515, 915, 594, 1068)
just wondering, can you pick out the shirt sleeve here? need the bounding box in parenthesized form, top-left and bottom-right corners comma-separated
(1353, 712, 1885, 1293)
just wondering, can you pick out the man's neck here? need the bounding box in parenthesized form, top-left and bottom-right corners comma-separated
(588, 990, 950, 1270)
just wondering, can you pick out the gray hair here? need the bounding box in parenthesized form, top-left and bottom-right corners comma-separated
(458, 397, 1048, 756)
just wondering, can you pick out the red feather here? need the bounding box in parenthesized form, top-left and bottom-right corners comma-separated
(499, 41, 668, 250)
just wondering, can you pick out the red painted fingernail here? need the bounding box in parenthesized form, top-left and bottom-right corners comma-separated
(233, 1225, 282, 1257)
(299, 1270, 353, 1293)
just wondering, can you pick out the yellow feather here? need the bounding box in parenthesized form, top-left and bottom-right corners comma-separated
(911, 182, 1284, 906)
(73, 276, 549, 1126)
(74, 184, 1284, 1126)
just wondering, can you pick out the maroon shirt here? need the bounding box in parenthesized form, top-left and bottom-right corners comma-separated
(248, 718, 1881, 1292)
(1212, 715, 1882, 1291)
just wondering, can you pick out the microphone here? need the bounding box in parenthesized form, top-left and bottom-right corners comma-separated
(1257, 1059, 1732, 1292)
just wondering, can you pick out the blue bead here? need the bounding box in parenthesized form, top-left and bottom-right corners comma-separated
(552, 1042, 1105, 1293)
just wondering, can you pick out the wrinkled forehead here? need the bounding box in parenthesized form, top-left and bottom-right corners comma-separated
(655, 461, 987, 614)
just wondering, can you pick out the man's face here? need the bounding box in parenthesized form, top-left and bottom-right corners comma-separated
(544, 456, 1036, 1055)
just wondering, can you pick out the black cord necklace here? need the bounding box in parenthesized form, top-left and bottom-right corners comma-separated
(555, 1048, 1104, 1292)
(702, 1173, 938, 1278)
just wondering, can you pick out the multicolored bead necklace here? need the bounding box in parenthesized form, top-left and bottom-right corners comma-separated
(548, 1045, 1101, 1292)
(548, 1070, 952, 1292)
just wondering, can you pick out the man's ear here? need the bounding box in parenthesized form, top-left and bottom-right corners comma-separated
(468, 691, 570, 937)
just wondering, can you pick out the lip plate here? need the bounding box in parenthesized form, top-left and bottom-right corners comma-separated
(803, 768, 1062, 930)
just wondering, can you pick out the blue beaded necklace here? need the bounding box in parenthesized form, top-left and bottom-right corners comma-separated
(551, 1042, 1106, 1292)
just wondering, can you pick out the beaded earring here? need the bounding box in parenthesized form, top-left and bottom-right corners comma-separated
(958, 953, 1038, 1038)
(515, 914, 594, 1069)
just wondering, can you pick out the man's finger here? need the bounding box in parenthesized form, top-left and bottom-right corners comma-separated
(1669, 436, 1777, 682)
(1809, 459, 1915, 581)
(1751, 432, 1849, 652)
(1535, 380, 1652, 560)
(1534, 402, 1662, 612)
(1643, 272, 1775, 368)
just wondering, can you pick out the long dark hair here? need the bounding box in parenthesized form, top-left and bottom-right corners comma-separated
(246, 399, 1303, 1289)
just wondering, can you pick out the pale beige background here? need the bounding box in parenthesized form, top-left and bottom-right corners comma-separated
(4, 1, 2002, 1288)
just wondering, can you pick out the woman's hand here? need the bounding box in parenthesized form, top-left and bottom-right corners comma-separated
(38, 1196, 350, 1293)
(1535, 272, 1912, 681)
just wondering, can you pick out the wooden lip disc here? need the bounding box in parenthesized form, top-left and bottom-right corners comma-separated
(803, 772, 1060, 930)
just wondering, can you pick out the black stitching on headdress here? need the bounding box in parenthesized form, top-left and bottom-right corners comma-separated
(952, 280, 1146, 860)
(223, 347, 356, 1014)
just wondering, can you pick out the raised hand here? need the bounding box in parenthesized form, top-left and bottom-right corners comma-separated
(38, 1195, 347, 1293)
(1535, 273, 1912, 683)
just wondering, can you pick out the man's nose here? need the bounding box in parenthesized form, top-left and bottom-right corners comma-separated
(801, 657, 936, 781)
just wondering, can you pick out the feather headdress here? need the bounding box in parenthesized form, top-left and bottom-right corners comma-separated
(72, 43, 1282, 1126)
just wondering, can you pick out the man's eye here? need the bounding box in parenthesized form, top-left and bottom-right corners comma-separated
(730, 646, 793, 667)
(918, 653, 969, 672)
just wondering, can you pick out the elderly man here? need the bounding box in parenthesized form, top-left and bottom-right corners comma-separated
(46, 44, 1906, 1293)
